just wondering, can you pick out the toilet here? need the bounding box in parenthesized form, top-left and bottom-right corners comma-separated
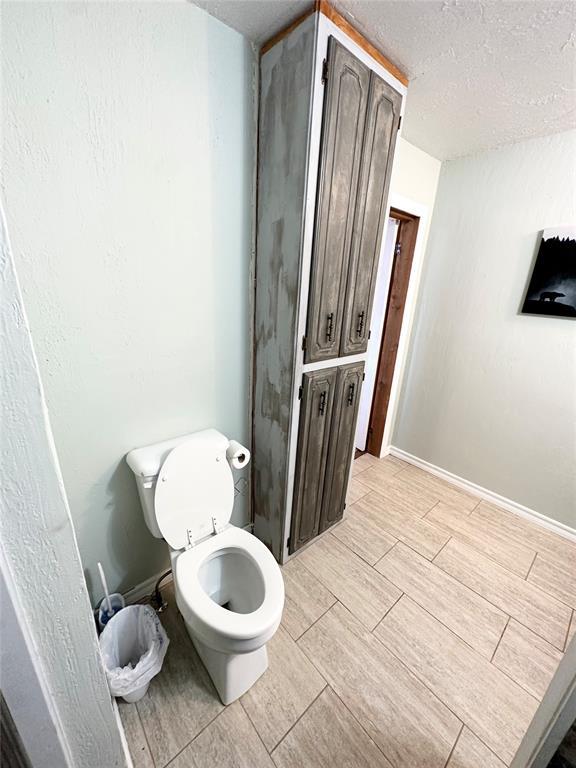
(126, 429, 284, 705)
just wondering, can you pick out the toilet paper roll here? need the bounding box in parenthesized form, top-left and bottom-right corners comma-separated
(226, 440, 250, 469)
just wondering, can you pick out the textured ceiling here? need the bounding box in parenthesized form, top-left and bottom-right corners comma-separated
(191, 0, 576, 160)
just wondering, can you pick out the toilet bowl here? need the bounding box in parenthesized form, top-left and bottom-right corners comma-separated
(127, 429, 284, 705)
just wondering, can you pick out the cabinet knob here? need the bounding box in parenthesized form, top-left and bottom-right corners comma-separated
(347, 382, 356, 406)
(326, 312, 334, 342)
(356, 311, 365, 336)
(319, 390, 327, 415)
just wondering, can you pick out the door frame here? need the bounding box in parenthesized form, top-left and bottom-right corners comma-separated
(366, 194, 431, 457)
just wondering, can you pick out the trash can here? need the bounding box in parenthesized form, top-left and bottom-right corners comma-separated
(99, 605, 169, 703)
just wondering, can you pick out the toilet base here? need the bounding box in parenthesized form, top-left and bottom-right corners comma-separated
(185, 624, 268, 705)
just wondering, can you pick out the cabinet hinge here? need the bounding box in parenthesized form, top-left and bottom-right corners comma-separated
(321, 58, 328, 85)
(302, 335, 307, 351)
(362, 373, 366, 381)
(398, 114, 402, 131)
(368, 330, 371, 340)
(298, 386, 303, 400)
(368, 426, 374, 435)
(287, 537, 291, 550)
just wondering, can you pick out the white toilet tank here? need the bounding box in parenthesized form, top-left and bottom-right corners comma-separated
(126, 429, 250, 541)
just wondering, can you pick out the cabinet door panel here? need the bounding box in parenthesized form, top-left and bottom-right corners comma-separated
(341, 72, 402, 356)
(305, 38, 370, 363)
(289, 368, 337, 553)
(319, 362, 364, 533)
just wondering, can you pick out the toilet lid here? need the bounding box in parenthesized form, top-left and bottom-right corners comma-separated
(154, 430, 234, 550)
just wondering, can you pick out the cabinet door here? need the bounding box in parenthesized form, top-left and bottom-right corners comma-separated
(341, 72, 402, 356)
(305, 38, 370, 363)
(289, 368, 337, 553)
(319, 362, 364, 533)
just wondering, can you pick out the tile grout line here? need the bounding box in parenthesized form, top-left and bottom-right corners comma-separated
(302, 596, 467, 733)
(134, 702, 158, 768)
(298, 597, 520, 767)
(431, 546, 570, 652)
(433, 533, 543, 584)
(238, 697, 281, 758)
(413, 466, 576, 554)
(466, 498, 483, 517)
(524, 550, 538, 582)
(489, 615, 510, 663)
(423, 509, 540, 580)
(441, 721, 464, 768)
(162, 706, 226, 768)
(372, 584, 507, 662)
(376, 593, 539, 705)
(293, 591, 339, 644)
(449, 724, 509, 768)
(431, 535, 453, 564)
(266, 683, 328, 756)
(422, 500, 442, 520)
(372, 539, 404, 572)
(563, 609, 574, 652)
(368, 609, 520, 765)
(470, 505, 576, 566)
(366, 614, 471, 740)
(328, 684, 405, 768)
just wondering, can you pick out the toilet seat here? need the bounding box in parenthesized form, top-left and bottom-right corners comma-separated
(175, 526, 284, 654)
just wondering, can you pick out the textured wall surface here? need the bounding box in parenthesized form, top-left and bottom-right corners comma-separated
(390, 137, 442, 248)
(192, 0, 576, 159)
(393, 130, 576, 527)
(0, 209, 125, 767)
(2, 2, 255, 601)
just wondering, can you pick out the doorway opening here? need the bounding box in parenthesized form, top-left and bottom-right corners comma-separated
(355, 207, 420, 456)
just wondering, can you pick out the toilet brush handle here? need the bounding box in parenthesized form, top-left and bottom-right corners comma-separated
(98, 562, 113, 614)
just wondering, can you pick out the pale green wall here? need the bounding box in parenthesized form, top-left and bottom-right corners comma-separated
(393, 131, 576, 527)
(2, 2, 256, 601)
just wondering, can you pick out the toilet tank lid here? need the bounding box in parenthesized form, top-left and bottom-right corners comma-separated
(126, 429, 225, 478)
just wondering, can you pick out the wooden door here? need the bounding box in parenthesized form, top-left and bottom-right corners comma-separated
(305, 37, 370, 363)
(366, 209, 419, 455)
(289, 367, 337, 553)
(319, 362, 364, 533)
(341, 72, 402, 356)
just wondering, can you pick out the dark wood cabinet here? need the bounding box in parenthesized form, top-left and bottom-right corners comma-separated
(306, 39, 370, 363)
(306, 39, 401, 362)
(320, 363, 364, 533)
(290, 362, 364, 553)
(289, 368, 337, 552)
(254, 10, 404, 560)
(341, 73, 401, 356)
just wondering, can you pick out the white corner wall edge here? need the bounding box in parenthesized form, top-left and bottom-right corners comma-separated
(388, 446, 576, 543)
(0, 204, 127, 767)
(113, 701, 135, 768)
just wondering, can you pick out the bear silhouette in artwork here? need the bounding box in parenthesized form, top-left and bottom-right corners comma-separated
(539, 291, 565, 302)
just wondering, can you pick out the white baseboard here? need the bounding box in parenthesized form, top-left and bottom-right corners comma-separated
(389, 446, 576, 544)
(122, 568, 173, 605)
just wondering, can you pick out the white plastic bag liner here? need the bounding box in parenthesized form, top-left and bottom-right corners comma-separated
(99, 605, 169, 701)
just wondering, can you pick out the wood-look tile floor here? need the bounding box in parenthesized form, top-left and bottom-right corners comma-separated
(120, 455, 576, 768)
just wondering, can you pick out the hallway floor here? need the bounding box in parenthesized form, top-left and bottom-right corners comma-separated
(120, 454, 576, 768)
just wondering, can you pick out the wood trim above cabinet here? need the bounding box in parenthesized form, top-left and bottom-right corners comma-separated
(315, 0, 409, 86)
(261, 0, 409, 88)
(261, 6, 316, 55)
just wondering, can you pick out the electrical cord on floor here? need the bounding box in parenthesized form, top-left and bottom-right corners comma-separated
(151, 569, 172, 612)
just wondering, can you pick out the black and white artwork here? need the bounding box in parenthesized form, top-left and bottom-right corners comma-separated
(522, 226, 576, 318)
